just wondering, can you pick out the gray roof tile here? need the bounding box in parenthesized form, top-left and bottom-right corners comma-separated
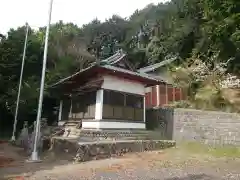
(138, 56, 178, 73)
(49, 51, 167, 88)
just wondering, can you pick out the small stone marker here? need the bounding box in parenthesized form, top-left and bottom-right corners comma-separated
(16, 121, 29, 149)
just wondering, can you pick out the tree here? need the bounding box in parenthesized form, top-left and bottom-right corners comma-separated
(1, 0, 240, 131)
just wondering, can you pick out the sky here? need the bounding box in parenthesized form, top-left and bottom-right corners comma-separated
(0, 0, 167, 35)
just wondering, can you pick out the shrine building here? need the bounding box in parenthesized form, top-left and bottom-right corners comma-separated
(50, 51, 165, 130)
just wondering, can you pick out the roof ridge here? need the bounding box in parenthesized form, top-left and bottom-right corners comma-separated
(89, 50, 126, 67)
(101, 50, 123, 63)
(138, 56, 178, 73)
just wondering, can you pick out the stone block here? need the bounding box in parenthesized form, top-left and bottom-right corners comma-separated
(170, 108, 240, 145)
(49, 138, 176, 162)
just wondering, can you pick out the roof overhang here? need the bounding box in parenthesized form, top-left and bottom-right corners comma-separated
(98, 66, 165, 87)
(49, 65, 166, 90)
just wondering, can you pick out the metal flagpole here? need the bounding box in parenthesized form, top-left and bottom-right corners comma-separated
(11, 23, 29, 142)
(29, 0, 53, 161)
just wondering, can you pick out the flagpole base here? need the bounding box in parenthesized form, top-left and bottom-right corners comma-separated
(26, 151, 42, 163)
(10, 136, 16, 142)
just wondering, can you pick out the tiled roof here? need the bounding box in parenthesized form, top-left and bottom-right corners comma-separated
(100, 50, 126, 65)
(50, 63, 165, 88)
(89, 50, 126, 66)
(49, 51, 167, 87)
(138, 56, 178, 73)
(100, 64, 165, 83)
(49, 65, 95, 87)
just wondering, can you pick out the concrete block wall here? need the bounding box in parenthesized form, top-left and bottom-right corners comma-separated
(161, 108, 240, 145)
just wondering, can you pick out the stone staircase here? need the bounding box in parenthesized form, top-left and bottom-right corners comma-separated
(56, 121, 167, 142)
(61, 121, 81, 138)
(78, 129, 167, 142)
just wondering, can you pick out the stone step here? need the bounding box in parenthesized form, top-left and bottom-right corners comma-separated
(58, 126, 166, 140)
(68, 128, 81, 136)
(62, 126, 81, 137)
(79, 129, 165, 140)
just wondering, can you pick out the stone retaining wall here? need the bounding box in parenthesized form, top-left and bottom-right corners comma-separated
(50, 138, 176, 162)
(158, 108, 240, 145)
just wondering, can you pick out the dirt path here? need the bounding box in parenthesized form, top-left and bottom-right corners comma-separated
(0, 141, 26, 168)
(1, 142, 240, 180)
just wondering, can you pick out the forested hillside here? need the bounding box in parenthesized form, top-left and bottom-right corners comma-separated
(0, 0, 239, 130)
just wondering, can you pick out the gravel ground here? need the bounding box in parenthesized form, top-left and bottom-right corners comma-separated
(24, 154, 240, 180)
(1, 144, 240, 180)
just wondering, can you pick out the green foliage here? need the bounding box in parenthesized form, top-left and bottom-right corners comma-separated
(0, 0, 239, 127)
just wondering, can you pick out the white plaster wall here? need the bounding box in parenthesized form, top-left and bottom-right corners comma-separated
(82, 121, 145, 129)
(59, 120, 145, 129)
(145, 87, 152, 93)
(99, 121, 145, 129)
(102, 75, 145, 95)
(82, 121, 100, 129)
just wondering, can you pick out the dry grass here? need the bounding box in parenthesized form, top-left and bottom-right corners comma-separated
(179, 142, 240, 158)
(222, 88, 240, 112)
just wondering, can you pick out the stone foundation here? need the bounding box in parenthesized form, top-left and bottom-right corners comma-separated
(49, 138, 176, 162)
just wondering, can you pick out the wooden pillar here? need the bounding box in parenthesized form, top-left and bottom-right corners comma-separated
(172, 86, 175, 102)
(145, 87, 151, 108)
(159, 85, 161, 106)
(156, 85, 160, 107)
(58, 100, 63, 121)
(69, 94, 73, 119)
(143, 95, 146, 123)
(179, 88, 182, 101)
(150, 87, 153, 108)
(165, 84, 168, 105)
